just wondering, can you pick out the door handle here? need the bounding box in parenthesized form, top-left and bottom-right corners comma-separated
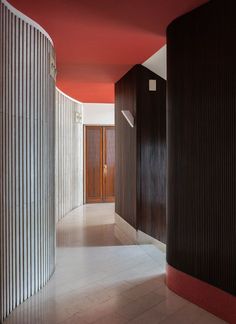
(104, 164, 107, 175)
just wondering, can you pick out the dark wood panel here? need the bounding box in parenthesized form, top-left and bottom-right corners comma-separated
(86, 126, 103, 203)
(103, 126, 115, 202)
(167, 0, 236, 295)
(115, 67, 137, 228)
(115, 65, 167, 241)
(137, 66, 166, 243)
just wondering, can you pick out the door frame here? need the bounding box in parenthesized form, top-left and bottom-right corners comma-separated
(83, 125, 115, 204)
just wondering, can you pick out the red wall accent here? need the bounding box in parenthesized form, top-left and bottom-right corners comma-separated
(167, 264, 236, 324)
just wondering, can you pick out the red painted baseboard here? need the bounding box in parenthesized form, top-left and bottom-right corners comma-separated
(166, 264, 236, 324)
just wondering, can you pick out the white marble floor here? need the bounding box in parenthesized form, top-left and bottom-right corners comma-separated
(5, 204, 225, 324)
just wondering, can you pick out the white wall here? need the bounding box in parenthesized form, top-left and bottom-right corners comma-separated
(83, 103, 115, 125)
(142, 45, 167, 80)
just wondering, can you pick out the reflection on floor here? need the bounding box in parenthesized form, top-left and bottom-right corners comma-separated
(5, 204, 225, 324)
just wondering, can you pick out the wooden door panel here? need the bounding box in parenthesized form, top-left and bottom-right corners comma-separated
(103, 127, 115, 202)
(86, 126, 103, 203)
(85, 126, 115, 203)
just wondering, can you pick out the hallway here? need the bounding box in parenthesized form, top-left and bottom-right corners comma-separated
(5, 204, 224, 324)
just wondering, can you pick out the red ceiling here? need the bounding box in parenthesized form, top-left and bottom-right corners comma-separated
(9, 0, 207, 103)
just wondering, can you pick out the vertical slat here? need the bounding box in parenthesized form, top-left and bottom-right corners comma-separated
(18, 17, 23, 305)
(55, 92, 58, 223)
(4, 6, 8, 317)
(42, 33, 45, 285)
(15, 14, 19, 308)
(30, 25, 35, 296)
(11, 12, 16, 312)
(34, 27, 38, 294)
(22, 19, 27, 302)
(0, 2, 3, 318)
(26, 22, 31, 299)
(6, 7, 10, 316)
(8, 9, 13, 314)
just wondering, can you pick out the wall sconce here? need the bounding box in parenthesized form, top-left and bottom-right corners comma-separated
(121, 110, 134, 128)
(50, 53, 57, 80)
(149, 79, 157, 91)
(75, 111, 82, 124)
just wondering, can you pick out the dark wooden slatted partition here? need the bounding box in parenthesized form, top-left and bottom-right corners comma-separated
(55, 89, 83, 223)
(167, 0, 236, 295)
(115, 65, 167, 242)
(115, 67, 137, 228)
(137, 67, 166, 243)
(0, 1, 56, 321)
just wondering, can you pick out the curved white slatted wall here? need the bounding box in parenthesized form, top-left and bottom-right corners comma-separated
(55, 89, 83, 223)
(0, 0, 56, 321)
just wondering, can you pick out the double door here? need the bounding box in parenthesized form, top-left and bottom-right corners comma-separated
(85, 126, 115, 203)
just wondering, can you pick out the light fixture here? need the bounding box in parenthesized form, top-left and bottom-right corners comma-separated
(149, 79, 157, 91)
(121, 110, 134, 128)
(75, 111, 82, 123)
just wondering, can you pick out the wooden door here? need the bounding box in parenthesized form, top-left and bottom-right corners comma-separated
(85, 126, 115, 203)
(103, 127, 115, 202)
(86, 126, 103, 203)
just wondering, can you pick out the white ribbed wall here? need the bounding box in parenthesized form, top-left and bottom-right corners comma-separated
(0, 0, 56, 322)
(55, 89, 83, 223)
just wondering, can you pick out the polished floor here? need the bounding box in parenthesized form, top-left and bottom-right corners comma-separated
(5, 204, 225, 324)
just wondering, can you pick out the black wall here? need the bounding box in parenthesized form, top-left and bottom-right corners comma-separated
(115, 65, 167, 243)
(167, 0, 236, 295)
